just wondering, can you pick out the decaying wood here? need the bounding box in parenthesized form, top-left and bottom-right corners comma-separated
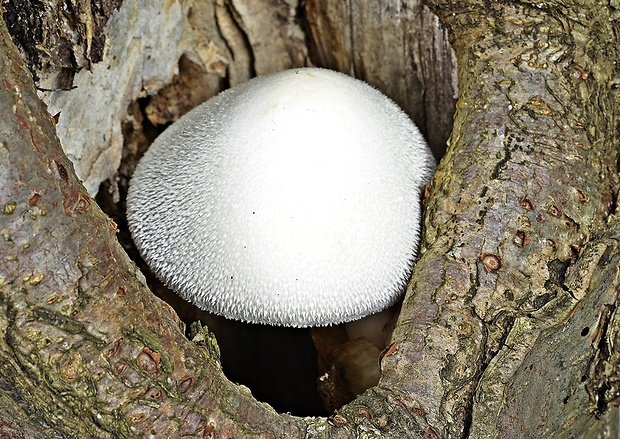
(1, 0, 619, 438)
(3, 0, 122, 75)
(7, 0, 308, 196)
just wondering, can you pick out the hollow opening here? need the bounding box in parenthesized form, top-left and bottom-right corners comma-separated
(96, 5, 457, 413)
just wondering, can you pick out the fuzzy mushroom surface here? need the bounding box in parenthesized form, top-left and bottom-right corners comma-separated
(127, 67, 436, 327)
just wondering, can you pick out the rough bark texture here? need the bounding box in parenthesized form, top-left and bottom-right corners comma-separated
(3, 0, 122, 76)
(1, 0, 620, 438)
(373, 0, 620, 437)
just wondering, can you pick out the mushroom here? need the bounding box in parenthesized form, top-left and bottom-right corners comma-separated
(127, 67, 435, 327)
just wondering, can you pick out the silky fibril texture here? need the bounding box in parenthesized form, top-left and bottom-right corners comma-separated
(127, 68, 436, 327)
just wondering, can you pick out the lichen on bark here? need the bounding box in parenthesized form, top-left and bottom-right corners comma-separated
(376, 0, 620, 437)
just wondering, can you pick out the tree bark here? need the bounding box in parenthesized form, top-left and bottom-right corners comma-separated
(379, 0, 619, 436)
(1, 1, 619, 438)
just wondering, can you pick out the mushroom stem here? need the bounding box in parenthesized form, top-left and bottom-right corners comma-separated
(344, 306, 398, 349)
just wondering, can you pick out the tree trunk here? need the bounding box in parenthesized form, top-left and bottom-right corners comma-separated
(1, 1, 619, 438)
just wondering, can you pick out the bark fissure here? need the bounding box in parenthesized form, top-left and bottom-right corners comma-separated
(219, 0, 257, 78)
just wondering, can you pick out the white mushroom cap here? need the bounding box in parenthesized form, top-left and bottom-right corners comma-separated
(127, 67, 435, 327)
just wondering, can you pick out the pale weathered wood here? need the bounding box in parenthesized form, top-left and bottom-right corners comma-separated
(20, 0, 308, 195)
